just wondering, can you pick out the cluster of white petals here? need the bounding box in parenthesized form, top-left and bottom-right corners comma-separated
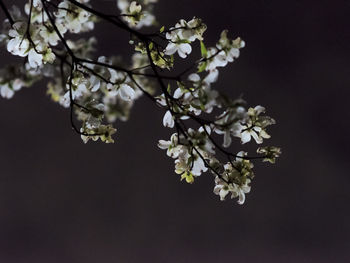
(214, 105, 275, 147)
(117, 0, 157, 29)
(212, 152, 253, 204)
(158, 127, 214, 183)
(164, 17, 207, 58)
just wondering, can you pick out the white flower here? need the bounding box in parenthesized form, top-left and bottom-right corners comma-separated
(39, 24, 66, 46)
(117, 1, 155, 28)
(56, 1, 92, 33)
(7, 37, 29, 57)
(239, 105, 274, 144)
(241, 126, 263, 144)
(179, 17, 206, 41)
(122, 1, 142, 27)
(163, 110, 174, 128)
(166, 17, 206, 43)
(205, 48, 228, 71)
(213, 174, 251, 205)
(173, 148, 207, 178)
(213, 177, 230, 201)
(164, 41, 192, 58)
(163, 17, 206, 58)
(7, 22, 29, 57)
(158, 133, 184, 158)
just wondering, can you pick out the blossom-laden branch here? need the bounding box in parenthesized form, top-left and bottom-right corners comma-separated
(0, 0, 281, 205)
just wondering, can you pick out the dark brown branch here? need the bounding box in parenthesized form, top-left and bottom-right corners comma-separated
(0, 0, 14, 25)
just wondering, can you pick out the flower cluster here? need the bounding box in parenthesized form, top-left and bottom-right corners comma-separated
(0, 0, 281, 205)
(214, 105, 276, 147)
(158, 127, 214, 183)
(7, 21, 56, 68)
(213, 152, 254, 204)
(0, 63, 40, 99)
(117, 0, 157, 29)
(164, 17, 207, 58)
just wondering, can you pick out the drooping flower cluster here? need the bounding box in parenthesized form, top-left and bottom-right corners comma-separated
(213, 152, 254, 204)
(158, 127, 215, 183)
(0, 0, 280, 204)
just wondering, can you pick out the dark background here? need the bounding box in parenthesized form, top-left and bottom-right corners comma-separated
(0, 0, 349, 262)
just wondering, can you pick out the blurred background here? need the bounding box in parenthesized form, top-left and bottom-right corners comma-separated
(0, 0, 349, 262)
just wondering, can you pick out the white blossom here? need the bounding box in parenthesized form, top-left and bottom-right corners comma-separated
(240, 106, 275, 144)
(164, 18, 206, 58)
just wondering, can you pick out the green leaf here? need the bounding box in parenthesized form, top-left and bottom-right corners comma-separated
(160, 26, 165, 33)
(197, 62, 207, 73)
(167, 83, 171, 94)
(177, 39, 191, 44)
(200, 41, 207, 57)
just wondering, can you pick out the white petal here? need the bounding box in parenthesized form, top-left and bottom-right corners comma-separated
(28, 49, 43, 68)
(168, 145, 182, 158)
(219, 189, 229, 201)
(12, 79, 23, 91)
(254, 105, 265, 115)
(204, 69, 219, 84)
(163, 110, 174, 128)
(191, 156, 207, 176)
(158, 140, 171, 149)
(117, 0, 129, 11)
(0, 84, 14, 99)
(223, 131, 232, 147)
(237, 190, 246, 205)
(164, 43, 177, 55)
(241, 131, 251, 144)
(7, 38, 18, 53)
(178, 43, 192, 58)
(251, 131, 263, 144)
(188, 73, 200, 82)
(173, 88, 183, 99)
(118, 84, 135, 101)
(198, 125, 211, 135)
(90, 76, 100, 92)
(213, 185, 223, 195)
(260, 130, 271, 139)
